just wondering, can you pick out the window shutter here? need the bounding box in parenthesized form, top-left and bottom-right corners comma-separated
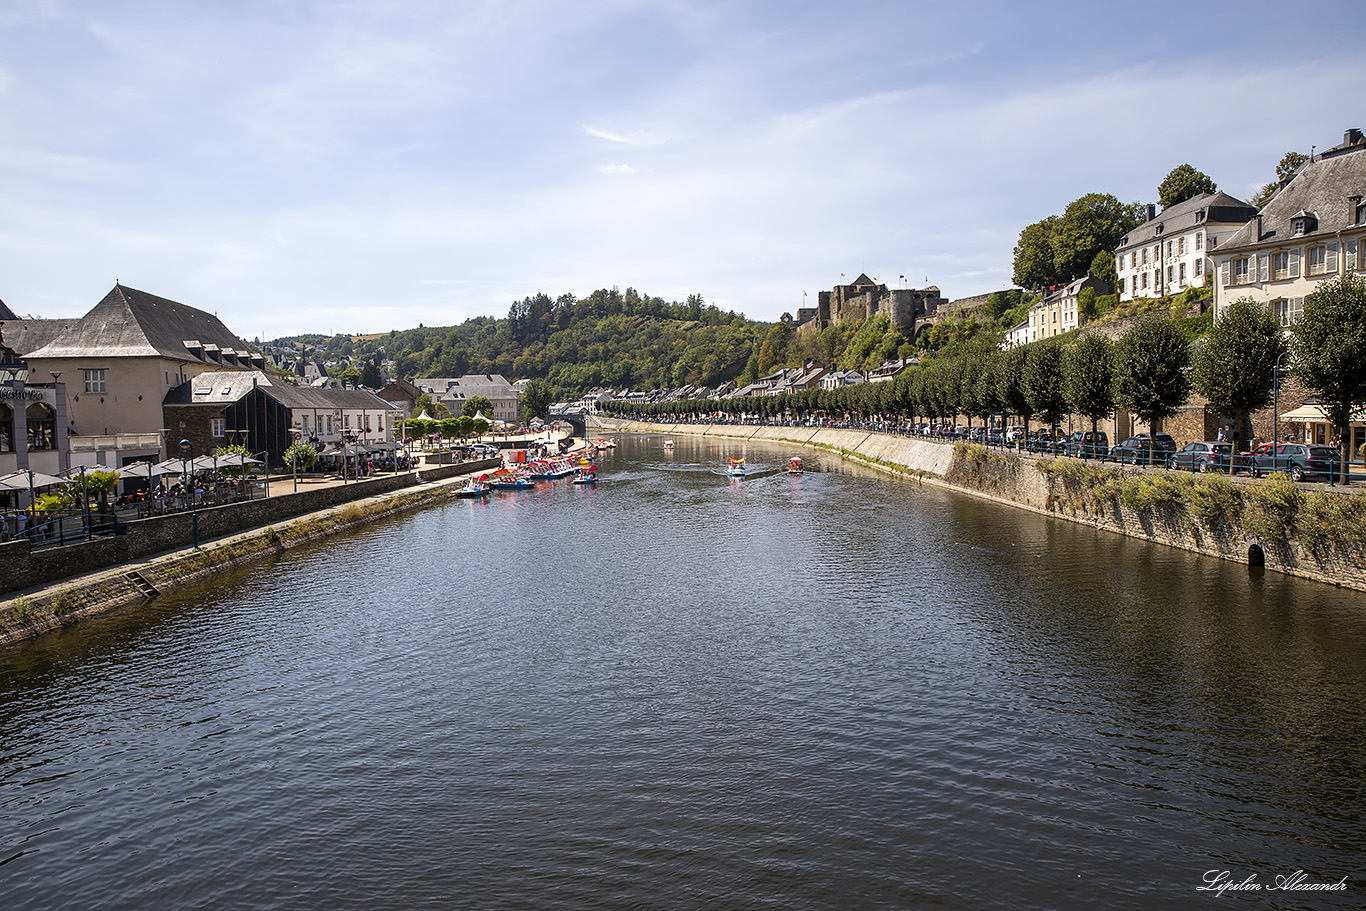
(1326, 242, 1339, 272)
(1258, 253, 1269, 283)
(1221, 260, 1230, 287)
(1289, 248, 1301, 278)
(1348, 238, 1360, 269)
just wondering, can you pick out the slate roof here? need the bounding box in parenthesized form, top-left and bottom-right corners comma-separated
(1220, 145, 1366, 250)
(164, 370, 400, 411)
(16, 284, 254, 364)
(1116, 192, 1255, 253)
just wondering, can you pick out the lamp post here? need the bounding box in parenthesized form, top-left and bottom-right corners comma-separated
(1272, 350, 1287, 475)
(179, 438, 199, 548)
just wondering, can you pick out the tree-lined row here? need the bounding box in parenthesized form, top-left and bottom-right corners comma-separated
(607, 274, 1366, 481)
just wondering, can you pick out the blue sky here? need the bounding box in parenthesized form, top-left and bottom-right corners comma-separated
(1, 0, 1359, 340)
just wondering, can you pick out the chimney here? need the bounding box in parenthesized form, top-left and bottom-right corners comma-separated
(1146, 203, 1156, 221)
(1255, 214, 1263, 241)
(1346, 128, 1363, 146)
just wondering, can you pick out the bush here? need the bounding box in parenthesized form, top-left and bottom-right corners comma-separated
(1187, 474, 1242, 528)
(1242, 473, 1302, 542)
(1120, 471, 1191, 513)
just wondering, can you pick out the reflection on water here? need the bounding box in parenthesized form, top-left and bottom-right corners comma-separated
(1, 434, 1362, 911)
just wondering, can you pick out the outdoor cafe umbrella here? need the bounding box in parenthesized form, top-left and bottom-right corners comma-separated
(0, 468, 69, 512)
(118, 460, 180, 478)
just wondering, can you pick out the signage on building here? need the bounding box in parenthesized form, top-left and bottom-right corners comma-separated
(0, 387, 45, 401)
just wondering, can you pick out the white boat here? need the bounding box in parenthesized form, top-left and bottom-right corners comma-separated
(727, 457, 745, 477)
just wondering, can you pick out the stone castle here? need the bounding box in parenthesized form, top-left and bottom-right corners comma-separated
(796, 274, 945, 333)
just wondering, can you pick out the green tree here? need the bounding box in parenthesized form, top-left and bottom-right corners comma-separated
(997, 344, 1033, 435)
(1192, 296, 1286, 451)
(284, 440, 318, 473)
(1064, 333, 1115, 440)
(1158, 164, 1217, 210)
(1291, 273, 1366, 481)
(1052, 193, 1145, 283)
(1277, 151, 1309, 184)
(1024, 338, 1068, 430)
(360, 360, 382, 389)
(463, 395, 493, 418)
(1251, 151, 1310, 207)
(519, 378, 555, 421)
(1012, 216, 1060, 289)
(1113, 316, 1191, 431)
(1088, 249, 1117, 291)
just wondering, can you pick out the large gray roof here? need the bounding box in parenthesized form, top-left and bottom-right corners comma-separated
(1116, 191, 1255, 253)
(165, 370, 398, 411)
(1221, 146, 1366, 250)
(15, 284, 255, 364)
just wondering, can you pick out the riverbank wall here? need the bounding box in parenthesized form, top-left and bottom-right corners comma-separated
(594, 418, 1366, 592)
(0, 462, 499, 645)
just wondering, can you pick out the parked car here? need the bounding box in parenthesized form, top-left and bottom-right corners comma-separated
(1168, 441, 1246, 474)
(1249, 443, 1340, 482)
(985, 427, 1005, 446)
(1110, 437, 1155, 465)
(1061, 430, 1109, 459)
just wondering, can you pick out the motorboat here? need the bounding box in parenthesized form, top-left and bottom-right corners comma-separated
(572, 466, 598, 485)
(787, 456, 803, 473)
(727, 457, 745, 477)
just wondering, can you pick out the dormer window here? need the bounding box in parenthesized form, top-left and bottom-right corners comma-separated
(1290, 210, 1318, 236)
(1196, 209, 1206, 223)
(1357, 202, 1366, 226)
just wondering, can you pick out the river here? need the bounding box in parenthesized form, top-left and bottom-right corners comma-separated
(1, 434, 1362, 910)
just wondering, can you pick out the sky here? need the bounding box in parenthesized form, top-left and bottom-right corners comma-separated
(0, 0, 1361, 341)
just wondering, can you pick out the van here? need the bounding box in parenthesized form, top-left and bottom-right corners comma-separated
(1063, 430, 1109, 459)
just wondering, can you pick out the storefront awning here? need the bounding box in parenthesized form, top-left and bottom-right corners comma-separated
(1280, 404, 1366, 422)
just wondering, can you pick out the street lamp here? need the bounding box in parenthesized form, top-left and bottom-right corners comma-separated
(1272, 350, 1287, 475)
(178, 438, 199, 548)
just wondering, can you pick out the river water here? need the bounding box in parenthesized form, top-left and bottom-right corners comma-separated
(1, 434, 1362, 910)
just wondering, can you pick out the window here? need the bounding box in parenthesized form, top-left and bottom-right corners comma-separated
(1178, 237, 1186, 255)
(1142, 248, 1149, 265)
(1195, 232, 1203, 250)
(1166, 241, 1174, 258)
(1233, 257, 1250, 284)
(1141, 272, 1149, 290)
(1273, 297, 1304, 327)
(1131, 252, 1138, 269)
(1307, 245, 1327, 275)
(1209, 236, 1217, 249)
(211, 418, 225, 437)
(1193, 257, 1203, 277)
(83, 369, 106, 394)
(1167, 265, 1175, 283)
(1272, 252, 1289, 280)
(1179, 262, 1186, 284)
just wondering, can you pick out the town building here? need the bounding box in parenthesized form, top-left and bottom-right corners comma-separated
(1115, 193, 1256, 302)
(163, 370, 400, 466)
(1023, 275, 1111, 342)
(0, 330, 71, 486)
(413, 374, 519, 423)
(1209, 128, 1366, 454)
(0, 284, 260, 469)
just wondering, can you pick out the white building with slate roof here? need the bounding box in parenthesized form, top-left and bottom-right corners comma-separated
(1114, 192, 1256, 302)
